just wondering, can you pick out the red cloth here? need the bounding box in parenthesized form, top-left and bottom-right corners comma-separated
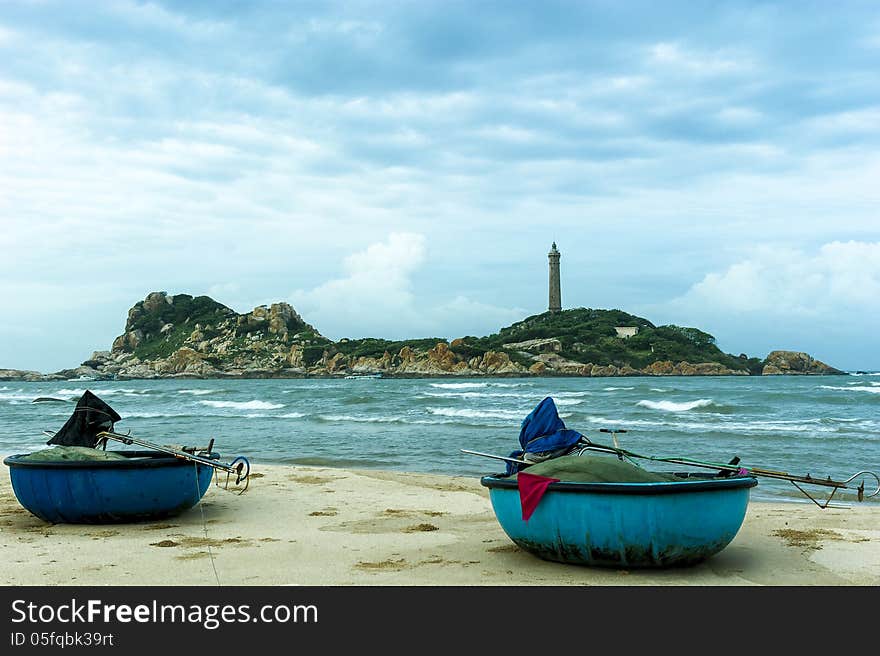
(517, 472, 560, 521)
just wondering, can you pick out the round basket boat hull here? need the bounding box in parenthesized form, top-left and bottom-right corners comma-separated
(482, 474, 757, 568)
(3, 451, 215, 524)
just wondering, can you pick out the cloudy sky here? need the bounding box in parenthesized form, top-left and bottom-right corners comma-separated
(1, 1, 878, 372)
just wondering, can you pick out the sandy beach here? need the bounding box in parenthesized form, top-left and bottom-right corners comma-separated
(1, 463, 878, 586)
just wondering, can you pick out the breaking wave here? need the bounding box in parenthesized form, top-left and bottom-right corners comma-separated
(199, 400, 285, 410)
(318, 414, 403, 423)
(636, 399, 717, 412)
(821, 385, 880, 394)
(427, 407, 528, 420)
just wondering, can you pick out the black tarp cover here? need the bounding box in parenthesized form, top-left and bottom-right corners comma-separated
(46, 390, 121, 448)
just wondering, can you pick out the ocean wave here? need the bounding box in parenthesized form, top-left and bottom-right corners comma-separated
(420, 391, 533, 399)
(427, 407, 528, 420)
(821, 385, 880, 394)
(603, 387, 634, 391)
(178, 389, 216, 396)
(0, 391, 41, 402)
(577, 414, 847, 434)
(552, 398, 583, 406)
(429, 382, 488, 389)
(580, 415, 665, 428)
(199, 400, 285, 410)
(280, 412, 306, 419)
(318, 414, 404, 423)
(55, 387, 151, 396)
(636, 399, 717, 412)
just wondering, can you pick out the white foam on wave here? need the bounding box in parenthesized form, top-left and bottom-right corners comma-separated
(582, 414, 845, 434)
(280, 412, 305, 419)
(427, 407, 526, 419)
(552, 398, 583, 406)
(0, 391, 39, 402)
(429, 382, 488, 389)
(603, 387, 634, 391)
(636, 399, 715, 412)
(582, 415, 664, 428)
(421, 391, 531, 399)
(199, 400, 285, 410)
(178, 389, 215, 396)
(55, 387, 150, 397)
(821, 385, 880, 394)
(53, 388, 89, 397)
(320, 414, 403, 423)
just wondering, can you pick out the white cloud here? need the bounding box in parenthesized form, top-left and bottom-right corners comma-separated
(647, 42, 754, 76)
(288, 233, 525, 341)
(648, 241, 880, 368)
(675, 241, 880, 315)
(289, 232, 428, 338)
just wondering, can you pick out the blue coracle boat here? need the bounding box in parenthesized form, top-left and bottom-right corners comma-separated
(4, 390, 249, 524)
(4, 450, 216, 524)
(481, 473, 757, 568)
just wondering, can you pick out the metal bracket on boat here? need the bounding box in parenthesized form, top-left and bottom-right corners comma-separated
(752, 469, 880, 509)
(95, 430, 251, 494)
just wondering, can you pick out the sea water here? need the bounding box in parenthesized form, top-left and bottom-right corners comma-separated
(1, 375, 878, 505)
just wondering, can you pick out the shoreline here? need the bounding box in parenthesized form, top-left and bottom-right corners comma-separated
(1, 370, 859, 382)
(2, 463, 878, 586)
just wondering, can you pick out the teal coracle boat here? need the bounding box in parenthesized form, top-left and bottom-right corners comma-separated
(481, 472, 757, 568)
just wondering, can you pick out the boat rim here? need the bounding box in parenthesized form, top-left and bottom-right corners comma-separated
(3, 450, 219, 470)
(481, 472, 758, 495)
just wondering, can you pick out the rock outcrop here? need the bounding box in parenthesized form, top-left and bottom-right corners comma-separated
(761, 351, 845, 375)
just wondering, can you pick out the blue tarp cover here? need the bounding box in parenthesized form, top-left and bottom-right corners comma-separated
(507, 396, 584, 473)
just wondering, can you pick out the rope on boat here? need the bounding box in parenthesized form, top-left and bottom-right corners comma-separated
(194, 460, 221, 587)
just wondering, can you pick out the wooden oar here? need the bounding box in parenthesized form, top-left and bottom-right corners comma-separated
(460, 449, 529, 466)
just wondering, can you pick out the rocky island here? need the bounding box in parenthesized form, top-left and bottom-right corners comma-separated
(0, 291, 846, 381)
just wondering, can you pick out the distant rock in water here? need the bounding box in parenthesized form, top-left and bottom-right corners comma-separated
(1, 296, 847, 380)
(761, 350, 845, 375)
(0, 369, 45, 382)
